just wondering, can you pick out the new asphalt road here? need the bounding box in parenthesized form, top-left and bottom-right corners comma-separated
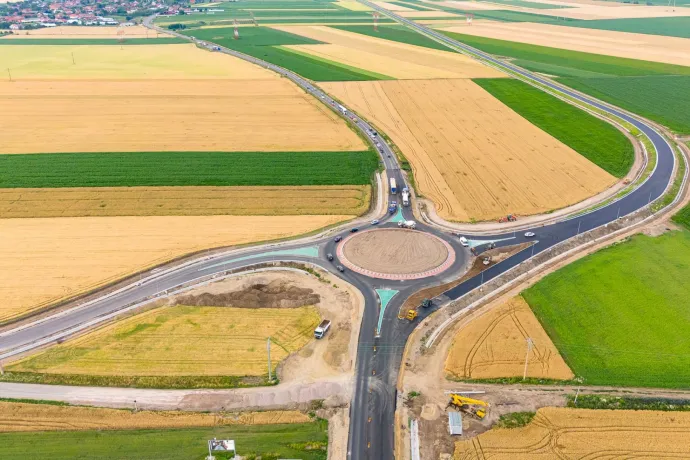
(0, 12, 680, 460)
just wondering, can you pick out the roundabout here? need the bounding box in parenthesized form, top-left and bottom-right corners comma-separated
(337, 228, 455, 280)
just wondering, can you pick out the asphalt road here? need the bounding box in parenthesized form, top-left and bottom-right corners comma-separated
(0, 13, 679, 460)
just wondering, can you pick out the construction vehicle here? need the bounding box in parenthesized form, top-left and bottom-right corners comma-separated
(498, 214, 517, 223)
(398, 220, 416, 229)
(447, 394, 489, 420)
(314, 319, 331, 339)
(420, 298, 432, 309)
(405, 309, 418, 321)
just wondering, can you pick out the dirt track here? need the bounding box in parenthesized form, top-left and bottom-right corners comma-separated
(342, 229, 449, 274)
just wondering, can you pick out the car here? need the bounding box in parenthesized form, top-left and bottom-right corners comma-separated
(350, 228, 359, 233)
(334, 236, 342, 243)
(387, 154, 391, 158)
(459, 236, 469, 247)
(327, 253, 334, 261)
(337, 265, 345, 272)
(371, 219, 379, 225)
(525, 232, 536, 237)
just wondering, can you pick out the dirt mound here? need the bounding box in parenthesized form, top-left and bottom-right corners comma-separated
(177, 280, 320, 309)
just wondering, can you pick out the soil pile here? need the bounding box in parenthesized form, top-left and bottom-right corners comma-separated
(177, 280, 320, 309)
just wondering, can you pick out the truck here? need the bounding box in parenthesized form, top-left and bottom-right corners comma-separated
(389, 201, 397, 214)
(314, 319, 331, 339)
(337, 104, 347, 115)
(390, 178, 397, 194)
(398, 220, 416, 229)
(402, 187, 410, 206)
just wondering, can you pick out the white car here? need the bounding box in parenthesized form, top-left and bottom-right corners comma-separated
(459, 236, 469, 247)
(524, 232, 536, 237)
(371, 219, 379, 225)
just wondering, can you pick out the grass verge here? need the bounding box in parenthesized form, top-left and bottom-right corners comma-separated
(568, 395, 690, 411)
(495, 412, 536, 428)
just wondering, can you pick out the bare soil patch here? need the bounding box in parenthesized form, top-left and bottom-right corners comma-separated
(177, 279, 321, 309)
(342, 229, 449, 274)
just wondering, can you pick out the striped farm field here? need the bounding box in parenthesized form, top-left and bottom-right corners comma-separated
(2, 25, 172, 39)
(0, 185, 371, 218)
(0, 215, 351, 324)
(8, 304, 321, 380)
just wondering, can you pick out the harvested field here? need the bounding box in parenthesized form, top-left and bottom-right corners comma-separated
(4, 25, 171, 39)
(454, 407, 690, 459)
(372, 0, 415, 10)
(0, 80, 364, 154)
(274, 25, 504, 79)
(0, 214, 350, 323)
(334, 0, 372, 10)
(321, 79, 615, 221)
(341, 229, 450, 274)
(0, 44, 274, 79)
(8, 304, 321, 376)
(444, 297, 573, 380)
(0, 401, 309, 432)
(0, 186, 371, 218)
(515, 4, 690, 19)
(440, 22, 690, 67)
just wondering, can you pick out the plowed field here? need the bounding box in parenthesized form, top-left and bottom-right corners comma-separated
(0, 185, 371, 218)
(0, 401, 309, 432)
(0, 214, 349, 323)
(274, 25, 503, 79)
(9, 305, 321, 376)
(5, 25, 171, 39)
(440, 22, 690, 67)
(454, 407, 690, 459)
(0, 79, 364, 154)
(445, 297, 573, 380)
(320, 79, 614, 221)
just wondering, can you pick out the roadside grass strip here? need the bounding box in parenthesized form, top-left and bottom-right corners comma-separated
(474, 78, 634, 177)
(203, 246, 320, 270)
(0, 151, 379, 188)
(0, 422, 328, 460)
(522, 231, 690, 389)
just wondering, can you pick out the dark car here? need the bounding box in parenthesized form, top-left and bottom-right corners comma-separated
(337, 265, 345, 272)
(327, 253, 334, 261)
(350, 228, 359, 233)
(335, 236, 342, 243)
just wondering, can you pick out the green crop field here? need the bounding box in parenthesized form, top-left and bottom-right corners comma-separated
(477, 0, 570, 9)
(0, 150, 379, 188)
(182, 26, 389, 81)
(0, 38, 186, 45)
(672, 202, 690, 230)
(460, 10, 564, 23)
(522, 231, 690, 389)
(561, 75, 690, 134)
(443, 31, 690, 134)
(387, 0, 434, 10)
(474, 78, 634, 177)
(332, 24, 454, 51)
(0, 421, 328, 460)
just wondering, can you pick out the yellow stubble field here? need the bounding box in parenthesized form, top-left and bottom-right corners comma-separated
(320, 79, 615, 222)
(274, 25, 504, 79)
(0, 214, 350, 323)
(5, 25, 172, 38)
(0, 185, 371, 218)
(444, 297, 573, 380)
(0, 401, 309, 432)
(9, 304, 321, 376)
(440, 22, 690, 67)
(0, 78, 365, 154)
(455, 407, 690, 459)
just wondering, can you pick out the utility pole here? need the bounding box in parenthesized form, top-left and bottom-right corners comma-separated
(7, 68, 12, 82)
(71, 52, 75, 65)
(134, 399, 138, 412)
(574, 387, 581, 405)
(267, 337, 272, 382)
(0, 360, 4, 375)
(522, 338, 534, 380)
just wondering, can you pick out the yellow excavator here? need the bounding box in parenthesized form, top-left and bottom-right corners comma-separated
(447, 393, 489, 420)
